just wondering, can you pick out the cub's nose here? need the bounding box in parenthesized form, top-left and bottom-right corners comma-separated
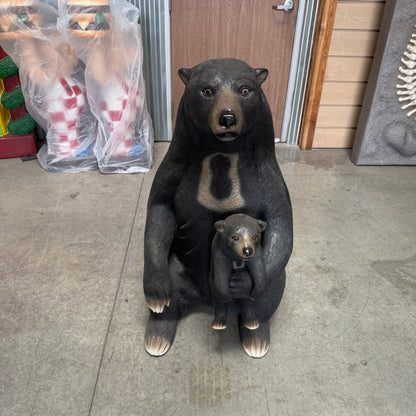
(242, 247, 254, 258)
(219, 112, 237, 129)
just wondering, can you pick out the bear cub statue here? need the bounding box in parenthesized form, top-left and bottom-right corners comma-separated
(210, 214, 267, 331)
(143, 58, 293, 359)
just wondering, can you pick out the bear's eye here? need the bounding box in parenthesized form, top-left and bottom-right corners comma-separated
(202, 87, 215, 97)
(240, 87, 252, 97)
(232, 235, 239, 241)
(252, 235, 258, 241)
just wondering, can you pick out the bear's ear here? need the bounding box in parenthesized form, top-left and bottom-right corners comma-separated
(214, 220, 226, 232)
(257, 220, 267, 232)
(178, 68, 192, 85)
(255, 68, 268, 85)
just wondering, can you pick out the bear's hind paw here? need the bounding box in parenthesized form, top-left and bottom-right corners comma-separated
(144, 311, 177, 357)
(144, 335, 171, 357)
(239, 320, 270, 359)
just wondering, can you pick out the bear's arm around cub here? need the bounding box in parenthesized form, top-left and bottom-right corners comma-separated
(259, 161, 293, 281)
(246, 247, 267, 299)
(265, 204, 293, 279)
(143, 139, 190, 313)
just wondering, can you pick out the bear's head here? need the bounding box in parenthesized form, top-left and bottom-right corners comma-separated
(214, 213, 267, 260)
(178, 59, 271, 147)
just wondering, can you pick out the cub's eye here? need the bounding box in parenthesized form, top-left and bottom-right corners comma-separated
(240, 87, 252, 97)
(232, 235, 239, 241)
(252, 235, 258, 241)
(202, 87, 215, 97)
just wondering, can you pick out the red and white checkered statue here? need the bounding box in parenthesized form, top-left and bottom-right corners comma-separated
(0, 0, 97, 172)
(59, 0, 154, 173)
(0, 0, 153, 173)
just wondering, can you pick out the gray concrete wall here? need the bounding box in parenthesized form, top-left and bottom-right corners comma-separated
(351, 0, 416, 165)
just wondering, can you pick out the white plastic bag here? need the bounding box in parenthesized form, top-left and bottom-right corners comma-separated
(58, 0, 154, 173)
(0, 0, 98, 172)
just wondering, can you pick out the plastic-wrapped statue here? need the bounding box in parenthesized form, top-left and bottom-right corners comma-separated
(58, 0, 154, 173)
(0, 0, 97, 172)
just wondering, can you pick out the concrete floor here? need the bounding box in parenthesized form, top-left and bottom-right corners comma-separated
(1, 142, 415, 415)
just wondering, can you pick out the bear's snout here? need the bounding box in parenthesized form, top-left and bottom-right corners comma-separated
(210, 87, 243, 141)
(219, 111, 237, 130)
(242, 246, 254, 258)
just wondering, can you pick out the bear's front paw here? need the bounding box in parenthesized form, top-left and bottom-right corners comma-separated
(144, 280, 171, 313)
(250, 282, 266, 300)
(145, 297, 170, 314)
(249, 285, 267, 300)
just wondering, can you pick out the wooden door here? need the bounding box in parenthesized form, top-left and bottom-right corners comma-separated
(171, 0, 299, 139)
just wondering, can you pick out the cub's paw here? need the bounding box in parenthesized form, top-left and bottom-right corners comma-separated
(212, 317, 227, 330)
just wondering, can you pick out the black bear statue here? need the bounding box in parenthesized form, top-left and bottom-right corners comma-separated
(210, 213, 267, 333)
(143, 58, 293, 358)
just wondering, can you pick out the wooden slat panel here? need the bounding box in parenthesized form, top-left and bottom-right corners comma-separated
(325, 57, 373, 82)
(308, 0, 385, 148)
(312, 128, 356, 148)
(333, 2, 384, 30)
(299, 0, 338, 150)
(316, 105, 361, 128)
(321, 82, 367, 105)
(329, 30, 379, 57)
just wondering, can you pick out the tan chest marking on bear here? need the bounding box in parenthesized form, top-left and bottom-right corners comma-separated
(197, 153, 245, 212)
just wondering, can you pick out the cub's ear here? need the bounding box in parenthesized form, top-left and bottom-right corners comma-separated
(214, 221, 226, 232)
(178, 68, 192, 85)
(255, 68, 268, 85)
(257, 220, 267, 232)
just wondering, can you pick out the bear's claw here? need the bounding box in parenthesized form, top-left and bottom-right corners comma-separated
(242, 319, 260, 330)
(239, 320, 270, 358)
(145, 297, 170, 314)
(144, 335, 171, 357)
(144, 310, 177, 357)
(212, 318, 227, 330)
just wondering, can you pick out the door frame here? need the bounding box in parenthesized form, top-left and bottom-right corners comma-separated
(138, 0, 333, 146)
(280, 0, 320, 144)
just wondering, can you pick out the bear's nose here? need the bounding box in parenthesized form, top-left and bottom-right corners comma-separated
(219, 112, 237, 129)
(242, 247, 254, 258)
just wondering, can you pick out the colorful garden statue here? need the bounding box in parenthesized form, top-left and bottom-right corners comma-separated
(0, 46, 37, 136)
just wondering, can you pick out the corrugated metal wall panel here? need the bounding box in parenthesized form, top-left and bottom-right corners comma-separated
(132, 0, 172, 141)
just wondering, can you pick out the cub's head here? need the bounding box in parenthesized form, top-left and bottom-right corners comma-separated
(214, 213, 267, 260)
(178, 58, 271, 144)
